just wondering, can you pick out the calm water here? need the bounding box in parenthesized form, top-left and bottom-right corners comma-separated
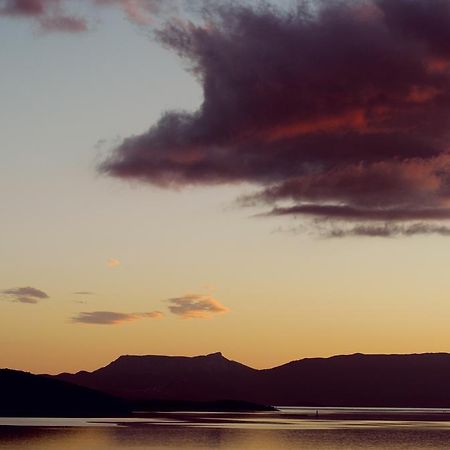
(2, 408, 450, 449)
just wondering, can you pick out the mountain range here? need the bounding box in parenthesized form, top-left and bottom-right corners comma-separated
(52, 352, 450, 408)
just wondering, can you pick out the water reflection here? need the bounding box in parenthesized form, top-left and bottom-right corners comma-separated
(2, 426, 450, 450)
(2, 409, 450, 449)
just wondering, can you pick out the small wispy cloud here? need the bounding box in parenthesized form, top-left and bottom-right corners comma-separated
(38, 14, 88, 33)
(0, 0, 175, 33)
(97, 0, 169, 26)
(167, 294, 230, 319)
(325, 222, 450, 238)
(71, 310, 164, 325)
(143, 311, 164, 319)
(0, 0, 88, 33)
(1, 286, 49, 304)
(72, 292, 94, 305)
(107, 258, 120, 268)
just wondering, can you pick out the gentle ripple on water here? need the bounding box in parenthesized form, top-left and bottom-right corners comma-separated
(2, 408, 450, 449)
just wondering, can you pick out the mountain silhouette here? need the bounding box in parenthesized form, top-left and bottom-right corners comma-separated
(54, 352, 450, 407)
(55, 352, 257, 402)
(261, 353, 450, 407)
(0, 369, 129, 417)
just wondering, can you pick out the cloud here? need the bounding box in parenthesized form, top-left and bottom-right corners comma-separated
(95, 0, 172, 25)
(266, 205, 450, 222)
(107, 257, 120, 268)
(0, 0, 172, 32)
(167, 294, 229, 319)
(0, 0, 88, 32)
(143, 310, 164, 319)
(325, 222, 450, 238)
(99, 0, 450, 237)
(72, 291, 94, 304)
(38, 13, 88, 32)
(71, 310, 164, 325)
(1, 286, 49, 304)
(0, 0, 46, 15)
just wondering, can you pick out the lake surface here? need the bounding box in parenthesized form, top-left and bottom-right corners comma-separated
(2, 408, 450, 449)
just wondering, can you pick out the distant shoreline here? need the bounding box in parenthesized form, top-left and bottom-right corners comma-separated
(3, 408, 450, 426)
(279, 412, 450, 422)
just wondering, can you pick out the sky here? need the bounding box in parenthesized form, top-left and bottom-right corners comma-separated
(2, 0, 450, 374)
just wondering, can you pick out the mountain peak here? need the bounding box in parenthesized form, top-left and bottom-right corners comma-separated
(205, 352, 224, 358)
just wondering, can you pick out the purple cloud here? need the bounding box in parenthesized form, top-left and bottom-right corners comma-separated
(1, 286, 49, 304)
(0, 0, 171, 32)
(0, 0, 88, 32)
(0, 0, 47, 15)
(71, 310, 164, 325)
(99, 0, 450, 237)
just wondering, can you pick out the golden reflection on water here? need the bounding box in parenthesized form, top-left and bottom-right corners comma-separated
(2, 411, 450, 450)
(2, 426, 450, 450)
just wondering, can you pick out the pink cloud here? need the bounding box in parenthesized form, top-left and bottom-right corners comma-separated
(107, 258, 120, 268)
(167, 294, 230, 319)
(71, 310, 164, 325)
(0, 0, 167, 32)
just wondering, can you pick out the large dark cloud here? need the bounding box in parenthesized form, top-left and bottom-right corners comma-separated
(100, 0, 450, 237)
(1, 286, 49, 304)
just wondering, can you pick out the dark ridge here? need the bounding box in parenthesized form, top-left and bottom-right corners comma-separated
(0, 369, 130, 417)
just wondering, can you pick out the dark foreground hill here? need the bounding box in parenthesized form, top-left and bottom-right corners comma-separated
(55, 352, 450, 408)
(0, 368, 273, 416)
(0, 369, 129, 417)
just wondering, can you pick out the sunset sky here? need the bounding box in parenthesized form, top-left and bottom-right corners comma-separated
(2, 0, 450, 375)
